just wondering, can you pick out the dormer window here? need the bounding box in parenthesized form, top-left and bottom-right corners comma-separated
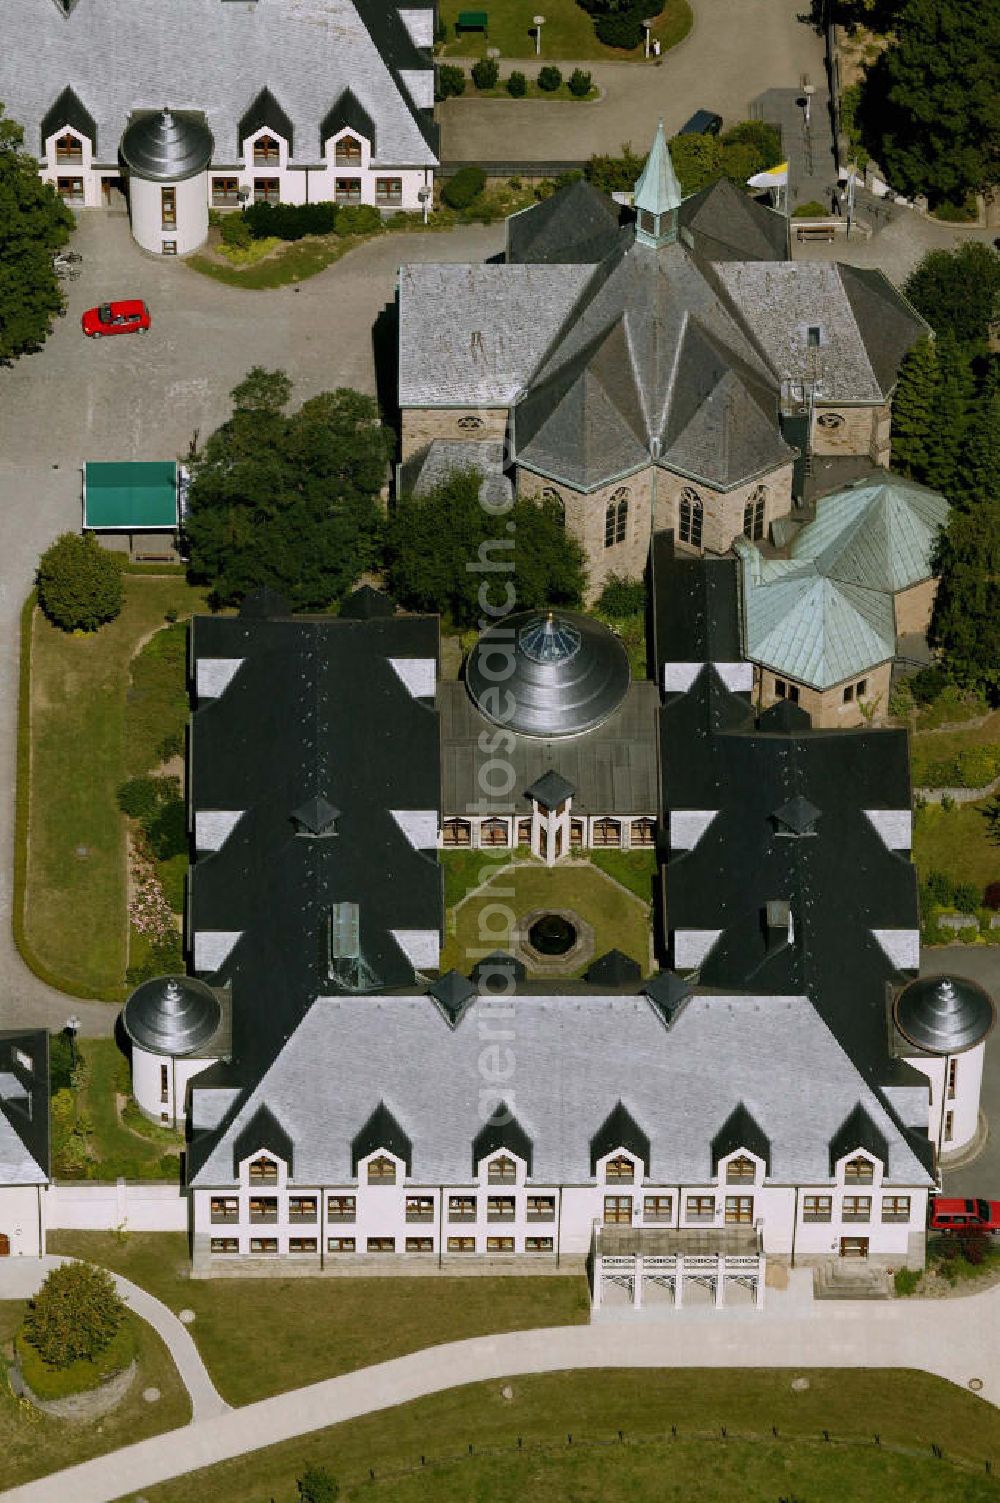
(367, 1154, 397, 1184)
(253, 134, 281, 165)
(844, 1155, 874, 1184)
(248, 1155, 278, 1184)
(726, 1154, 756, 1184)
(55, 132, 82, 164)
(807, 326, 821, 348)
(335, 134, 363, 168)
(605, 1153, 635, 1183)
(487, 1154, 517, 1184)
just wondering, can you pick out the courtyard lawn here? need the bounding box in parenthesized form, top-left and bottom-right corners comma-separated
(20, 577, 207, 1000)
(588, 847, 657, 904)
(46, 1232, 589, 1407)
(123, 1369, 1000, 1503)
(437, 0, 692, 60)
(442, 860, 651, 975)
(0, 1298, 189, 1493)
(912, 801, 999, 894)
(51, 1039, 183, 1183)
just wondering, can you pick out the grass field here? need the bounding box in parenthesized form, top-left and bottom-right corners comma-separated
(437, 0, 693, 60)
(22, 579, 206, 999)
(0, 1299, 189, 1492)
(51, 1039, 183, 1182)
(122, 1368, 1000, 1503)
(47, 1232, 589, 1407)
(442, 860, 651, 974)
(913, 801, 999, 893)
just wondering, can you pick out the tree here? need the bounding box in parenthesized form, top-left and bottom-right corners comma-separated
(961, 361, 1000, 510)
(859, 0, 1000, 206)
(384, 470, 587, 627)
(0, 102, 74, 361)
(923, 331, 973, 493)
(184, 369, 390, 610)
(297, 1466, 339, 1503)
(23, 1262, 125, 1368)
(36, 533, 124, 632)
(903, 243, 1000, 350)
(929, 496, 1000, 697)
(890, 336, 938, 480)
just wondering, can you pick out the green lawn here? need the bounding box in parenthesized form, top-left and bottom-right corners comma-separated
(913, 801, 999, 893)
(443, 860, 651, 974)
(0, 1298, 189, 1493)
(51, 1039, 183, 1182)
(437, 0, 693, 60)
(121, 1369, 1000, 1503)
(47, 1232, 589, 1407)
(588, 848, 657, 904)
(22, 578, 207, 999)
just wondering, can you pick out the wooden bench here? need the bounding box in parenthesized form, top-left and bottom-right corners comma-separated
(796, 225, 836, 243)
(457, 9, 488, 32)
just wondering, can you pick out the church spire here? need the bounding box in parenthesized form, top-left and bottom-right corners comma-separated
(633, 119, 682, 248)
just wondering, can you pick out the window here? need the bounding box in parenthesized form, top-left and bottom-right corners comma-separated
(160, 1064, 169, 1104)
(807, 325, 821, 347)
(570, 818, 585, 848)
(947, 1059, 958, 1100)
(288, 1196, 317, 1222)
(55, 132, 83, 164)
(842, 1195, 872, 1222)
(289, 1237, 317, 1253)
(253, 134, 281, 164)
(211, 1237, 239, 1254)
(488, 1156, 517, 1184)
(816, 411, 844, 430)
(639, 208, 656, 236)
(526, 1236, 554, 1252)
(678, 487, 704, 549)
(526, 1195, 555, 1222)
(406, 1195, 434, 1223)
(631, 817, 655, 847)
(518, 818, 533, 847)
(367, 1236, 395, 1252)
(162, 240, 177, 256)
(605, 1154, 635, 1184)
(685, 1195, 715, 1223)
(592, 817, 621, 848)
(643, 1195, 673, 1222)
(487, 1196, 515, 1222)
(327, 1237, 356, 1253)
(603, 1195, 633, 1224)
(487, 1236, 515, 1252)
(249, 1237, 278, 1254)
(725, 1195, 754, 1225)
(253, 177, 280, 205)
(57, 176, 84, 203)
(443, 818, 471, 847)
(161, 185, 176, 227)
(881, 1195, 911, 1223)
(335, 177, 362, 204)
(802, 1195, 832, 1222)
(842, 684, 854, 703)
(249, 1196, 278, 1223)
(12, 1047, 32, 1074)
(249, 1157, 278, 1184)
(447, 1236, 475, 1253)
(367, 1155, 397, 1184)
(540, 487, 565, 525)
(726, 1156, 756, 1185)
(376, 176, 403, 206)
(457, 414, 484, 430)
(335, 134, 363, 167)
(945, 1111, 954, 1143)
(773, 678, 800, 705)
(856, 679, 867, 698)
(480, 817, 508, 847)
(210, 1197, 239, 1224)
(406, 1236, 433, 1252)
(743, 485, 767, 541)
(449, 1195, 477, 1222)
(604, 488, 629, 548)
(212, 176, 240, 206)
(844, 1157, 874, 1184)
(327, 1194, 356, 1222)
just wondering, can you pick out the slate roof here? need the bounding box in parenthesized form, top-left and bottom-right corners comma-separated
(634, 120, 682, 220)
(400, 440, 513, 510)
(189, 990, 934, 1188)
(790, 475, 949, 593)
(677, 178, 789, 262)
(439, 680, 659, 814)
(651, 531, 743, 674)
(5, 0, 437, 169)
(40, 83, 96, 151)
(239, 87, 295, 156)
(506, 178, 623, 266)
(0, 1032, 49, 1185)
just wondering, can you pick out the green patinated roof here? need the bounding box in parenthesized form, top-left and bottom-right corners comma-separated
(83, 461, 178, 530)
(790, 474, 949, 593)
(633, 120, 682, 219)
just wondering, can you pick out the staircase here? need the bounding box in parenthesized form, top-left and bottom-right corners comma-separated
(812, 1259, 893, 1300)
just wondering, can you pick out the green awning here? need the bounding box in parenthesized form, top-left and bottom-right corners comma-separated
(457, 10, 488, 27)
(83, 461, 178, 531)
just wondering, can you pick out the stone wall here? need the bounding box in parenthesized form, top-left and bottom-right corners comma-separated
(517, 468, 654, 603)
(811, 403, 891, 465)
(756, 660, 893, 727)
(894, 576, 938, 637)
(400, 408, 510, 462)
(654, 465, 795, 557)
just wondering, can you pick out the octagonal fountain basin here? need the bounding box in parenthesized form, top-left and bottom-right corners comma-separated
(527, 913, 578, 956)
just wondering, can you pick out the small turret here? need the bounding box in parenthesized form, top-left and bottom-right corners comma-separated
(633, 119, 682, 248)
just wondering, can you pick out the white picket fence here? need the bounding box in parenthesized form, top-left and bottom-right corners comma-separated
(45, 1180, 187, 1233)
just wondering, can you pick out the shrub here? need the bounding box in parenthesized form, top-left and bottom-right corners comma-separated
(49, 1031, 74, 1093)
(158, 727, 185, 763)
(243, 201, 338, 241)
(117, 775, 162, 821)
(537, 65, 563, 92)
(16, 1317, 134, 1400)
(297, 1466, 339, 1503)
(792, 200, 828, 217)
(960, 1232, 988, 1266)
(984, 881, 1000, 911)
(37, 533, 124, 633)
(940, 792, 956, 813)
(956, 745, 1000, 789)
(220, 213, 252, 249)
(893, 1267, 921, 1296)
(568, 68, 592, 97)
(143, 795, 187, 862)
(909, 665, 948, 704)
(126, 932, 183, 987)
(471, 57, 500, 89)
(506, 70, 527, 97)
(441, 165, 486, 210)
(925, 869, 955, 907)
(437, 64, 466, 99)
(334, 204, 382, 236)
(720, 120, 782, 168)
(597, 574, 646, 618)
(954, 881, 982, 914)
(23, 1263, 125, 1368)
(595, 10, 644, 48)
(931, 197, 978, 223)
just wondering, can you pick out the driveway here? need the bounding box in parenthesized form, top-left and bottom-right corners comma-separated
(439, 0, 826, 161)
(927, 946, 1000, 1199)
(0, 212, 504, 1035)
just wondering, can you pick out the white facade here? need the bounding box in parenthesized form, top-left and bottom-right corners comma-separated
(129, 171, 209, 257)
(902, 1042, 985, 1155)
(441, 811, 657, 858)
(131, 1043, 210, 1130)
(0, 1185, 45, 1258)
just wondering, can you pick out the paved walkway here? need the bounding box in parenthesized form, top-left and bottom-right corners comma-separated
(0, 1255, 228, 1425)
(2, 1270, 999, 1503)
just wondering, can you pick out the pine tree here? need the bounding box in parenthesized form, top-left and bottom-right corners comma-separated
(930, 497, 1000, 696)
(959, 360, 1000, 510)
(891, 336, 938, 480)
(924, 331, 974, 495)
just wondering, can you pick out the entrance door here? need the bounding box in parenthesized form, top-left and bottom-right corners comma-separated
(0, 1234, 10, 1256)
(840, 1236, 868, 1259)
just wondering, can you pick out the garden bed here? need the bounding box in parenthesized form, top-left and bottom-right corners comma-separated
(437, 0, 692, 60)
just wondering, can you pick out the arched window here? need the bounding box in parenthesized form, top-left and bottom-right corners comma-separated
(335, 133, 363, 167)
(488, 1154, 517, 1183)
(592, 817, 621, 847)
(457, 414, 484, 431)
(743, 484, 767, 541)
(55, 132, 82, 164)
(540, 487, 565, 526)
(631, 817, 655, 847)
(605, 1153, 635, 1183)
(253, 134, 281, 164)
(480, 817, 508, 847)
(443, 817, 471, 847)
(604, 488, 629, 548)
(816, 411, 844, 430)
(248, 1155, 278, 1184)
(843, 1155, 874, 1184)
(678, 487, 703, 549)
(367, 1154, 397, 1184)
(726, 1154, 756, 1184)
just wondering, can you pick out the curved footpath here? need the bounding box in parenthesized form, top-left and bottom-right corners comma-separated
(1, 1268, 998, 1503)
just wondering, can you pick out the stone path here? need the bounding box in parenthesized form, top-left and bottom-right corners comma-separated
(1, 1269, 998, 1503)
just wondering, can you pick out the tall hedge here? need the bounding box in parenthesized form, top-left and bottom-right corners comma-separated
(441, 166, 486, 210)
(23, 1262, 126, 1368)
(36, 533, 124, 633)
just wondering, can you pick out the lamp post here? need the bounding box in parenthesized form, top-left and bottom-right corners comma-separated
(802, 81, 815, 128)
(417, 185, 431, 226)
(533, 15, 545, 55)
(64, 1014, 81, 1068)
(643, 18, 654, 57)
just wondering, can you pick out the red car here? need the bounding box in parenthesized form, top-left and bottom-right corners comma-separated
(81, 299, 151, 338)
(928, 1197, 1000, 1233)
